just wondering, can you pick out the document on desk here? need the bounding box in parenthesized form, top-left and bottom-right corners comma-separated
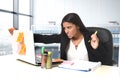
(58, 60, 101, 72)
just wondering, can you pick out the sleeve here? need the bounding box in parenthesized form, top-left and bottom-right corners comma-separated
(86, 30, 113, 65)
(90, 41, 113, 65)
(33, 34, 61, 43)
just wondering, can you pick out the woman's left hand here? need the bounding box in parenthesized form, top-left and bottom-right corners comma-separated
(90, 33, 99, 49)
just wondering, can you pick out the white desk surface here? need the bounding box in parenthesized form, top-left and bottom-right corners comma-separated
(0, 55, 120, 80)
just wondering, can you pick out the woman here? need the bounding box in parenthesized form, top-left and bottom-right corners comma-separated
(34, 13, 112, 65)
(9, 13, 112, 65)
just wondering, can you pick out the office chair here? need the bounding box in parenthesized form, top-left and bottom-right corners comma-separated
(87, 27, 114, 66)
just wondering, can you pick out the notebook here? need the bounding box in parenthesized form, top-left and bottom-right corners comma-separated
(58, 60, 101, 72)
(12, 30, 62, 65)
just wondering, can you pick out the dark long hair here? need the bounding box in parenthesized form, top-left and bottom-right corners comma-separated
(61, 13, 88, 35)
(60, 13, 88, 60)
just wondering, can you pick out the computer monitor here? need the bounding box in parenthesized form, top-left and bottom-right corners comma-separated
(12, 30, 61, 65)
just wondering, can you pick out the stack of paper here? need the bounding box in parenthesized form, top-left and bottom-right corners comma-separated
(58, 60, 101, 72)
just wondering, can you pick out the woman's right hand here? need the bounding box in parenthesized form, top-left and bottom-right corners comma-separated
(8, 27, 16, 35)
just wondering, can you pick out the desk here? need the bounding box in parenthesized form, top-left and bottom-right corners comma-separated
(0, 55, 120, 80)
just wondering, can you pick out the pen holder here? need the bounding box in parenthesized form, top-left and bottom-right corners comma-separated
(46, 51, 52, 69)
(41, 47, 47, 68)
(41, 53, 47, 68)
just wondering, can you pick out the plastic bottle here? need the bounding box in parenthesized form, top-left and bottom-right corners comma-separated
(46, 51, 52, 69)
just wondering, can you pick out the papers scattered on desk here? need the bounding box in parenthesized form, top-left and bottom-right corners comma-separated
(58, 60, 101, 72)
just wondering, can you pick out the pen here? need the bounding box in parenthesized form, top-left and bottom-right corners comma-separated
(88, 31, 98, 42)
(94, 30, 98, 35)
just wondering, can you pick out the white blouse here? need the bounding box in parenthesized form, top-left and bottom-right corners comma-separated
(67, 38, 88, 61)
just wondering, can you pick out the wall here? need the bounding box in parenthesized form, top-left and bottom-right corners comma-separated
(33, 0, 65, 25)
(33, 0, 120, 27)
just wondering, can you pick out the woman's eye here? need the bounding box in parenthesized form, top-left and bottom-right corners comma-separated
(67, 26, 71, 29)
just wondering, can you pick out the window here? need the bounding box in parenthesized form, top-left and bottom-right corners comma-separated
(0, 0, 13, 55)
(19, 0, 30, 15)
(0, 0, 33, 55)
(19, 15, 31, 30)
(14, 0, 33, 30)
(0, 0, 13, 11)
